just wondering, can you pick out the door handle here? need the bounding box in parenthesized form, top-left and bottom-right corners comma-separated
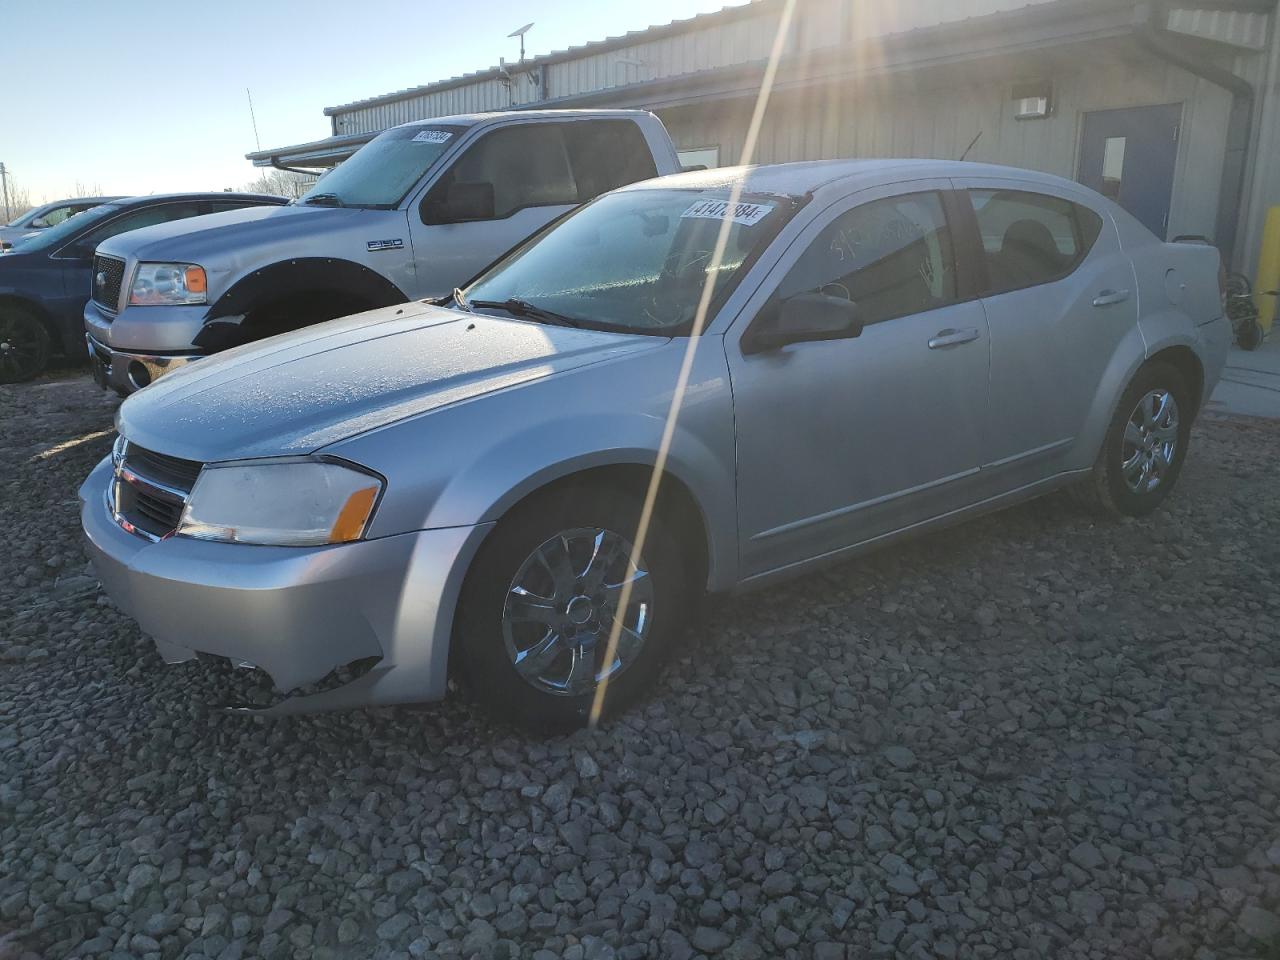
(1092, 289, 1131, 307)
(928, 327, 981, 349)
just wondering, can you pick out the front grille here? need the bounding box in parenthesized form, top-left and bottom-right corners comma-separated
(110, 438, 203, 541)
(92, 254, 126, 313)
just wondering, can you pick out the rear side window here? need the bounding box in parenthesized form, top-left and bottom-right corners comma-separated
(776, 191, 958, 326)
(969, 189, 1103, 294)
(74, 203, 206, 250)
(563, 121, 658, 201)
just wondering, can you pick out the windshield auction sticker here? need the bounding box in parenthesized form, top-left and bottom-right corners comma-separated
(681, 199, 775, 226)
(412, 129, 453, 144)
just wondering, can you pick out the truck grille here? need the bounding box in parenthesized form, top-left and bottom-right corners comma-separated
(109, 437, 203, 541)
(92, 254, 126, 313)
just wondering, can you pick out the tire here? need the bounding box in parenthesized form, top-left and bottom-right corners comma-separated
(0, 306, 51, 384)
(1237, 318, 1264, 352)
(1078, 362, 1192, 518)
(454, 485, 691, 731)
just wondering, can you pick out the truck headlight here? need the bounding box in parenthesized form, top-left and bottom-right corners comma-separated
(129, 262, 208, 305)
(176, 460, 383, 546)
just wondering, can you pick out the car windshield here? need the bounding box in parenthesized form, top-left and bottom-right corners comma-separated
(296, 124, 467, 209)
(9, 203, 119, 252)
(463, 188, 797, 335)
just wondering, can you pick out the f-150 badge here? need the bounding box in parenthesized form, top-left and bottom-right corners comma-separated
(367, 238, 404, 252)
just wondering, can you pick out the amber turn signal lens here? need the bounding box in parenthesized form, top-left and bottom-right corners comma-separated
(184, 265, 207, 294)
(328, 485, 380, 543)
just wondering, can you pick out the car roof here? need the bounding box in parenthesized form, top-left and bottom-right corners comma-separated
(105, 192, 287, 207)
(30, 196, 123, 209)
(388, 108, 654, 131)
(620, 158, 1092, 199)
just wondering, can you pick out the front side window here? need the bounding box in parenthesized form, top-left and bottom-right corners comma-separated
(969, 189, 1103, 294)
(463, 188, 797, 335)
(32, 205, 78, 228)
(423, 124, 578, 224)
(297, 124, 466, 209)
(775, 192, 958, 326)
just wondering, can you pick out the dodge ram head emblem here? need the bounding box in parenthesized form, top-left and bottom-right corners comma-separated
(95, 271, 106, 289)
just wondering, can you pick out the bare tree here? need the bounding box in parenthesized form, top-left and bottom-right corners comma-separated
(241, 168, 318, 199)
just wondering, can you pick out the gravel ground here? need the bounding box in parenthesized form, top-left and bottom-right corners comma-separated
(2, 373, 1279, 960)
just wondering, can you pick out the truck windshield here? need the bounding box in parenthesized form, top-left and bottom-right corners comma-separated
(296, 124, 467, 209)
(11, 203, 119, 253)
(463, 188, 798, 336)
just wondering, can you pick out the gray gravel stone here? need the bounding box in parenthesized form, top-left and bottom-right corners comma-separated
(4, 377, 1280, 960)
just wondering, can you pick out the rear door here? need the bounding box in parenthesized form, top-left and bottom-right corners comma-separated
(408, 119, 659, 298)
(951, 177, 1138, 486)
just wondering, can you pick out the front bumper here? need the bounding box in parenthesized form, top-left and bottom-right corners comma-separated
(86, 333, 201, 393)
(84, 299, 210, 393)
(79, 455, 492, 714)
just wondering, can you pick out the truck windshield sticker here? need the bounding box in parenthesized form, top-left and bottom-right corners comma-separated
(412, 129, 453, 144)
(681, 199, 775, 227)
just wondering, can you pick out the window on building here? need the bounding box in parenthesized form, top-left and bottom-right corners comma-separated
(678, 146, 721, 171)
(775, 192, 958, 327)
(969, 189, 1103, 294)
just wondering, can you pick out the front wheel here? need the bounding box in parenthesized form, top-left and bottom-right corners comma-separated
(1079, 362, 1192, 517)
(454, 486, 690, 731)
(0, 307, 51, 384)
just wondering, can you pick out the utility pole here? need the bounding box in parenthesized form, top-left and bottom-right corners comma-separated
(0, 163, 10, 222)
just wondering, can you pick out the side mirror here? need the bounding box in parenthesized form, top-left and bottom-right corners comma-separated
(444, 181, 495, 222)
(742, 293, 864, 355)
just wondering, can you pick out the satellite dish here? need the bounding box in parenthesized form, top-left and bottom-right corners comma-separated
(507, 22, 534, 60)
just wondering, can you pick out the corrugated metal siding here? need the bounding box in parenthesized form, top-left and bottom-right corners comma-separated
(329, 0, 1066, 133)
(1167, 8, 1269, 50)
(658, 52, 1230, 240)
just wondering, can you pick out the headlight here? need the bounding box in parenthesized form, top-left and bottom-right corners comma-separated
(129, 262, 207, 306)
(176, 460, 383, 546)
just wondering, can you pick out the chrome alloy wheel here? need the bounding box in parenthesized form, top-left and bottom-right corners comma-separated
(1121, 389, 1180, 494)
(502, 527, 653, 697)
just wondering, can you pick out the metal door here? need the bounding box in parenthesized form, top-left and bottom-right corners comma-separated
(1078, 103, 1181, 239)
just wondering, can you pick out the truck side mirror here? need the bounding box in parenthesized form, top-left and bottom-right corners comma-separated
(445, 181, 496, 222)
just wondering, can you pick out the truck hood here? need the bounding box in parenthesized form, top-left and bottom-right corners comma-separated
(116, 302, 664, 462)
(94, 203, 369, 263)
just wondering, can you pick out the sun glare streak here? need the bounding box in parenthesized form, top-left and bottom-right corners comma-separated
(589, 0, 800, 729)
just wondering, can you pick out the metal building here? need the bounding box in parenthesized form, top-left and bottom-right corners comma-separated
(248, 0, 1280, 272)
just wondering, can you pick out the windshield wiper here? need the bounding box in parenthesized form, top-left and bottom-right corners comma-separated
(469, 298, 583, 328)
(452, 287, 472, 312)
(302, 193, 346, 207)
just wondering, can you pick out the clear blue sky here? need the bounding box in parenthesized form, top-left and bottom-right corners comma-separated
(3, 0, 745, 203)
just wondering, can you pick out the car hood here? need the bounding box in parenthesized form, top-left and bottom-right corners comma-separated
(116, 302, 665, 462)
(93, 203, 358, 263)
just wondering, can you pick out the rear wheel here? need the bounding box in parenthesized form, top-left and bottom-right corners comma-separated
(454, 486, 690, 731)
(0, 306, 51, 384)
(1078, 362, 1191, 517)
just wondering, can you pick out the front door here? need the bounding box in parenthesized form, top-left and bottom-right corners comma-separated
(727, 184, 990, 578)
(1078, 103, 1181, 239)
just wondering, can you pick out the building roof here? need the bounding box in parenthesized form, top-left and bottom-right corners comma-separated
(319, 2, 768, 118)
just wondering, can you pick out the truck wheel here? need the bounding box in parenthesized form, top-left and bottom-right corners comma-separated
(0, 306, 51, 384)
(454, 485, 690, 731)
(1077, 362, 1192, 518)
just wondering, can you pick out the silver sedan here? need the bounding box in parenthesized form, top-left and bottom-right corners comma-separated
(80, 159, 1230, 729)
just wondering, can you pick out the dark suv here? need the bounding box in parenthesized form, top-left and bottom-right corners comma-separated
(0, 193, 285, 383)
